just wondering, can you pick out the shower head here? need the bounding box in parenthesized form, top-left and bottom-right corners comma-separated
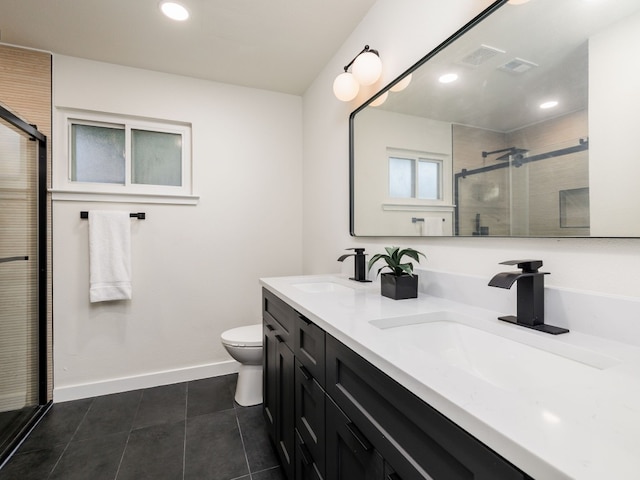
(496, 148, 528, 162)
(482, 147, 529, 162)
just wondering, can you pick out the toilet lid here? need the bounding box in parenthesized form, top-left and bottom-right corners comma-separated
(221, 324, 263, 347)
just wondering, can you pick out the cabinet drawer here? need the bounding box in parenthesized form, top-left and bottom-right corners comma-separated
(294, 314, 325, 387)
(295, 360, 325, 477)
(295, 429, 324, 480)
(326, 396, 385, 480)
(263, 288, 296, 347)
(326, 335, 528, 480)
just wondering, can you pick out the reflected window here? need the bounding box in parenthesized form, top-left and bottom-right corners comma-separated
(389, 153, 441, 200)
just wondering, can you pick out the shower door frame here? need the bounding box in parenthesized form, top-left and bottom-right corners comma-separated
(0, 104, 49, 458)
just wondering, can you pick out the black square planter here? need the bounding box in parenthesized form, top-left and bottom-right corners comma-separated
(380, 273, 418, 300)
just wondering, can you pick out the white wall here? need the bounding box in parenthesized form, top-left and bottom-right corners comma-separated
(589, 10, 640, 236)
(53, 56, 303, 400)
(302, 0, 640, 298)
(353, 108, 453, 236)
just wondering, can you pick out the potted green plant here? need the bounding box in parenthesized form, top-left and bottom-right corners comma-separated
(367, 246, 426, 300)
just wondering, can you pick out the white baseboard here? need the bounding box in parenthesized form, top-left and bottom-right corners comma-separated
(53, 360, 240, 403)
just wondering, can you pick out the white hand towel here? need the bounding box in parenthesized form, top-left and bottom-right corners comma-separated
(89, 211, 132, 302)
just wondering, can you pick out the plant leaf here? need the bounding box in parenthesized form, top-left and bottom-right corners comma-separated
(399, 248, 426, 264)
(385, 246, 398, 259)
(398, 263, 414, 276)
(367, 253, 387, 272)
(368, 246, 425, 277)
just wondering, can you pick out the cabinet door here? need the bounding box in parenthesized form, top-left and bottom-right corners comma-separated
(275, 338, 295, 480)
(263, 320, 278, 439)
(295, 360, 325, 478)
(326, 397, 384, 480)
(295, 429, 324, 480)
(264, 317, 296, 480)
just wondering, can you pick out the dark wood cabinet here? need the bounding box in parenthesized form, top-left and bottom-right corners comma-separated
(263, 289, 531, 480)
(294, 359, 325, 478)
(295, 429, 324, 480)
(294, 313, 326, 387)
(326, 334, 529, 480)
(326, 397, 384, 480)
(262, 289, 297, 479)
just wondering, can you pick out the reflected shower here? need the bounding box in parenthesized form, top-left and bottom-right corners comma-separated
(482, 147, 529, 163)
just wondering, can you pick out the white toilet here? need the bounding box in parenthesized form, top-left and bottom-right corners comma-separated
(220, 324, 263, 406)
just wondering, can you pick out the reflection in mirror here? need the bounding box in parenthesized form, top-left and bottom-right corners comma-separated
(350, 0, 640, 237)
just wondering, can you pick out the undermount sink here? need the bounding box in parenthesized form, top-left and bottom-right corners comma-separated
(371, 311, 621, 391)
(291, 281, 354, 294)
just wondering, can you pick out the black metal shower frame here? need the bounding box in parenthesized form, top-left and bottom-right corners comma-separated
(0, 104, 50, 465)
(453, 139, 589, 235)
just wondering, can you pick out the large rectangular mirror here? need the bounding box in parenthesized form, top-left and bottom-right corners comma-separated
(350, 0, 640, 237)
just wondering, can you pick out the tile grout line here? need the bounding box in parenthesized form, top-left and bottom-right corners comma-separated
(235, 411, 253, 480)
(46, 397, 95, 480)
(113, 390, 144, 480)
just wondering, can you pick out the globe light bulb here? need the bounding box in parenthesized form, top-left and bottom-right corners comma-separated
(333, 72, 360, 102)
(370, 91, 388, 107)
(352, 51, 382, 86)
(390, 74, 412, 92)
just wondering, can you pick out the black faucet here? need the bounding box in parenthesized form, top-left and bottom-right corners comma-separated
(337, 248, 371, 283)
(488, 260, 568, 335)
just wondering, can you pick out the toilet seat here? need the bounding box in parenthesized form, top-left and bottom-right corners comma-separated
(221, 324, 262, 347)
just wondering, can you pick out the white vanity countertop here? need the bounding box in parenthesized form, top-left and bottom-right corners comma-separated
(260, 274, 640, 480)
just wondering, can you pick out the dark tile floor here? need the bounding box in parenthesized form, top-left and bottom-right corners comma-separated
(0, 374, 285, 480)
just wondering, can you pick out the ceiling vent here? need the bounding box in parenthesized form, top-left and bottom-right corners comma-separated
(498, 57, 539, 74)
(459, 44, 505, 67)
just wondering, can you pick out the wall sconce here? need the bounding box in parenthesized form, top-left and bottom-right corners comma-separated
(333, 45, 382, 102)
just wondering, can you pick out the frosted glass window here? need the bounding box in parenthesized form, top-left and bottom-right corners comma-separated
(132, 129, 182, 186)
(389, 157, 415, 198)
(418, 160, 440, 199)
(71, 124, 125, 184)
(389, 154, 442, 200)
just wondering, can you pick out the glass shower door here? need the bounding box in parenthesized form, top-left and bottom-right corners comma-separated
(0, 114, 42, 458)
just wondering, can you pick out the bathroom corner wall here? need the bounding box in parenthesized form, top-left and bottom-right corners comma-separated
(52, 56, 303, 400)
(302, 0, 640, 299)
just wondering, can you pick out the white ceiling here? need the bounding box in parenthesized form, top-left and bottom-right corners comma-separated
(377, 0, 640, 132)
(0, 0, 377, 95)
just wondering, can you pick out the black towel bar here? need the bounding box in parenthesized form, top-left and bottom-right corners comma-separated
(80, 211, 146, 220)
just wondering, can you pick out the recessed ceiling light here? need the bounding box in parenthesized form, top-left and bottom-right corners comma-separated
(540, 100, 559, 109)
(439, 73, 458, 84)
(508, 0, 531, 5)
(160, 2, 189, 21)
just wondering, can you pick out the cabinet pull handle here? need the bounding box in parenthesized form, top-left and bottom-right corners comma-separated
(387, 473, 402, 480)
(265, 323, 275, 331)
(275, 334, 284, 343)
(298, 441, 312, 466)
(298, 365, 312, 380)
(346, 422, 372, 451)
(298, 314, 312, 325)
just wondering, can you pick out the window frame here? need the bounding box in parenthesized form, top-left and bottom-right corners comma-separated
(386, 148, 448, 206)
(53, 109, 197, 204)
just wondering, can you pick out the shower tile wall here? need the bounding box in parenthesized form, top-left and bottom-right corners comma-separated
(453, 109, 588, 237)
(0, 44, 53, 401)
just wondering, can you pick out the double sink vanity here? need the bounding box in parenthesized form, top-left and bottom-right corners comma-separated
(261, 272, 640, 479)
(267, 0, 640, 476)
